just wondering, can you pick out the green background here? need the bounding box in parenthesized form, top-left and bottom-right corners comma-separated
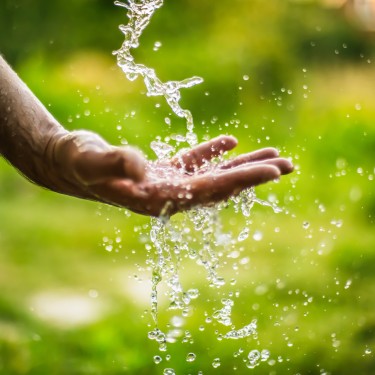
(1, 0, 375, 374)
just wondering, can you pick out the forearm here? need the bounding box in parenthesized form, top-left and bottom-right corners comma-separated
(0, 55, 68, 189)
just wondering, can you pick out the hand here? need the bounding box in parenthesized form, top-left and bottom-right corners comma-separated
(50, 131, 293, 216)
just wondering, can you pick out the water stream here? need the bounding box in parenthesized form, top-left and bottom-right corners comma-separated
(114, 0, 201, 147)
(114, 0, 281, 371)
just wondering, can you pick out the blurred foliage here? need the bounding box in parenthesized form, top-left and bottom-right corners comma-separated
(1, 0, 375, 374)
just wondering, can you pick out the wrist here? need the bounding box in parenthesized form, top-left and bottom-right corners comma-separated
(43, 130, 94, 199)
(32, 126, 72, 192)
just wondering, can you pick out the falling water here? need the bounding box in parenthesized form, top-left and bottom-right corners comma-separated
(114, 0, 279, 371)
(113, 0, 202, 146)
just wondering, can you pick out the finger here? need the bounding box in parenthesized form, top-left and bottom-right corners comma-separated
(171, 135, 238, 172)
(171, 164, 281, 213)
(260, 158, 294, 175)
(221, 157, 294, 175)
(220, 147, 279, 169)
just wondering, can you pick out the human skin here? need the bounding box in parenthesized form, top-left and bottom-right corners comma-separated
(0, 55, 293, 216)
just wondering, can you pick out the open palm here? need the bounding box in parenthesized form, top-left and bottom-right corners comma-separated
(52, 131, 293, 216)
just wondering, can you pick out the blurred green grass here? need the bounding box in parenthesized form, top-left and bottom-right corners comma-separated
(1, 0, 375, 374)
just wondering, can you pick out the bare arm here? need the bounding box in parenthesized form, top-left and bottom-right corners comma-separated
(0, 55, 68, 189)
(0, 56, 144, 198)
(0, 55, 293, 217)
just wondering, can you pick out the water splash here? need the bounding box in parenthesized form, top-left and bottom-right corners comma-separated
(114, 0, 202, 145)
(224, 319, 258, 339)
(114, 0, 280, 371)
(246, 349, 270, 369)
(213, 299, 234, 327)
(142, 199, 275, 356)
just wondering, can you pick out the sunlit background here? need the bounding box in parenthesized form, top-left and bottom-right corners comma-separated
(1, 0, 375, 374)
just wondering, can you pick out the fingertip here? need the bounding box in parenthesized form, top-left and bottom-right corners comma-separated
(284, 159, 294, 174)
(278, 158, 294, 175)
(263, 147, 279, 158)
(263, 164, 281, 180)
(211, 135, 237, 154)
(220, 135, 238, 149)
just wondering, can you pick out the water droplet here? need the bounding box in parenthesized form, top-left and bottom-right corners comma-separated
(247, 350, 261, 368)
(253, 230, 263, 241)
(212, 358, 221, 368)
(330, 219, 343, 228)
(153, 41, 162, 51)
(163, 368, 175, 375)
(261, 349, 271, 362)
(187, 289, 199, 299)
(230, 278, 237, 286)
(303, 221, 310, 229)
(126, 72, 139, 81)
(105, 245, 113, 252)
(186, 353, 196, 362)
(237, 227, 249, 241)
(153, 355, 162, 364)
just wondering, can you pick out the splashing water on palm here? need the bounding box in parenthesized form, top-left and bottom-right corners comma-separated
(114, 0, 278, 370)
